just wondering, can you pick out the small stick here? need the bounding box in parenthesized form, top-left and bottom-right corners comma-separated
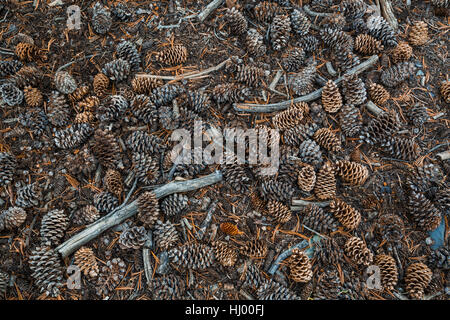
(326, 61, 337, 77)
(291, 199, 331, 208)
(378, 0, 398, 31)
(269, 70, 283, 90)
(303, 5, 333, 17)
(142, 248, 153, 285)
(268, 239, 310, 275)
(196, 200, 218, 240)
(366, 100, 384, 116)
(198, 0, 224, 22)
(436, 150, 450, 161)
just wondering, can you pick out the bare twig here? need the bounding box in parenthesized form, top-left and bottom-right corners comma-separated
(143, 248, 153, 285)
(291, 199, 331, 208)
(195, 200, 218, 240)
(326, 61, 337, 77)
(436, 150, 450, 161)
(198, 0, 224, 22)
(303, 5, 333, 17)
(269, 70, 283, 90)
(377, 0, 398, 30)
(366, 100, 384, 116)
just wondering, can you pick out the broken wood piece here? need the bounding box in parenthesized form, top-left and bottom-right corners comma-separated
(198, 0, 225, 22)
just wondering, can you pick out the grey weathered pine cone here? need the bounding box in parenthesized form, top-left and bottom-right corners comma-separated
(111, 2, 133, 21)
(380, 136, 421, 161)
(342, 74, 367, 106)
(259, 178, 296, 204)
(153, 219, 180, 251)
(95, 257, 127, 296)
(168, 243, 216, 270)
(91, 2, 112, 35)
(407, 188, 442, 231)
(54, 70, 77, 94)
(340, 104, 363, 138)
(102, 58, 130, 82)
(270, 14, 291, 51)
(299, 139, 322, 167)
(302, 204, 338, 234)
(0, 206, 27, 231)
(223, 7, 248, 36)
(245, 28, 267, 57)
(150, 83, 184, 107)
(132, 152, 160, 185)
(0, 60, 22, 77)
(289, 62, 316, 96)
(290, 9, 310, 36)
(19, 108, 49, 137)
(72, 205, 100, 225)
(40, 209, 69, 245)
(380, 61, 416, 87)
(298, 35, 319, 53)
(97, 94, 129, 122)
(0, 82, 23, 106)
(116, 40, 141, 72)
(160, 193, 189, 217)
(47, 91, 70, 127)
(334, 49, 361, 73)
(118, 225, 148, 250)
(126, 130, 165, 155)
(366, 15, 398, 47)
(256, 279, 300, 300)
(359, 111, 400, 145)
(0, 272, 9, 297)
(53, 123, 94, 149)
(283, 123, 320, 147)
(282, 47, 305, 72)
(340, 0, 367, 20)
(150, 274, 186, 300)
(0, 152, 17, 186)
(211, 83, 251, 104)
(93, 191, 119, 214)
(15, 182, 42, 208)
(320, 28, 354, 52)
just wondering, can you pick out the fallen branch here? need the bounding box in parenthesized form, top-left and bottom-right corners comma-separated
(366, 100, 384, 116)
(291, 199, 331, 208)
(198, 0, 224, 22)
(234, 55, 379, 113)
(377, 0, 398, 31)
(56, 171, 223, 258)
(195, 200, 218, 240)
(303, 5, 333, 17)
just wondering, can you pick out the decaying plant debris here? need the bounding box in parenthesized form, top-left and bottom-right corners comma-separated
(0, 0, 448, 300)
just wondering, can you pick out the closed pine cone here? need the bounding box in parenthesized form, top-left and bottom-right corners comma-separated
(391, 41, 413, 63)
(408, 21, 429, 46)
(234, 64, 265, 87)
(272, 105, 304, 130)
(334, 160, 369, 185)
(118, 225, 147, 250)
(322, 80, 342, 113)
(374, 254, 398, 291)
(281, 47, 305, 72)
(440, 81, 450, 103)
(354, 34, 384, 55)
(40, 209, 69, 245)
(329, 198, 361, 230)
(168, 243, 215, 270)
(314, 162, 336, 200)
(302, 204, 338, 234)
(131, 76, 162, 95)
(240, 239, 268, 259)
(213, 241, 238, 267)
(286, 248, 313, 283)
(102, 58, 130, 82)
(270, 14, 291, 51)
(259, 178, 296, 204)
(359, 111, 399, 145)
(299, 139, 323, 167)
(93, 191, 119, 214)
(74, 111, 95, 124)
(93, 73, 110, 97)
(344, 236, 374, 267)
(92, 129, 122, 169)
(137, 191, 160, 228)
(12, 65, 43, 88)
(103, 169, 123, 198)
(290, 8, 311, 36)
(15, 42, 39, 62)
(153, 219, 179, 250)
(154, 44, 188, 66)
(74, 247, 99, 278)
(380, 61, 416, 87)
(254, 1, 281, 23)
(223, 7, 248, 36)
(15, 182, 42, 208)
(211, 83, 251, 103)
(250, 191, 267, 213)
(342, 74, 367, 105)
(266, 200, 292, 224)
(407, 189, 442, 231)
(313, 128, 342, 153)
(0, 272, 8, 296)
(23, 86, 42, 107)
(221, 156, 251, 193)
(161, 193, 188, 217)
(29, 244, 64, 297)
(339, 104, 363, 138)
(0, 206, 27, 231)
(220, 222, 242, 236)
(297, 165, 316, 192)
(405, 262, 432, 299)
(72, 205, 100, 225)
(150, 274, 186, 300)
(0, 152, 17, 187)
(368, 82, 390, 106)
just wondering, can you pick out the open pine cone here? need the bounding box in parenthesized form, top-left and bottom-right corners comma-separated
(374, 254, 398, 291)
(405, 262, 432, 299)
(329, 198, 361, 230)
(334, 160, 369, 186)
(213, 241, 238, 267)
(74, 247, 99, 278)
(240, 239, 268, 259)
(313, 162, 336, 200)
(286, 248, 313, 283)
(344, 236, 374, 267)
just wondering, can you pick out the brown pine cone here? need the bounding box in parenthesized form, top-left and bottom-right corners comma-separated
(368, 82, 390, 106)
(254, 1, 281, 23)
(137, 191, 160, 228)
(154, 44, 188, 66)
(211, 83, 251, 103)
(15, 42, 39, 62)
(329, 198, 361, 230)
(54, 70, 77, 94)
(270, 14, 291, 51)
(408, 21, 429, 46)
(213, 241, 238, 267)
(322, 80, 342, 113)
(118, 225, 147, 250)
(92, 129, 122, 169)
(407, 189, 442, 231)
(47, 91, 70, 127)
(12, 65, 43, 88)
(0, 206, 27, 231)
(339, 104, 363, 138)
(103, 168, 123, 198)
(313, 128, 342, 153)
(314, 162, 336, 200)
(131, 76, 162, 95)
(74, 111, 95, 124)
(223, 7, 248, 36)
(334, 160, 369, 186)
(281, 47, 305, 72)
(40, 209, 69, 245)
(74, 247, 99, 278)
(68, 85, 90, 103)
(354, 34, 384, 55)
(301, 204, 338, 234)
(344, 236, 374, 267)
(234, 64, 265, 87)
(153, 219, 179, 250)
(250, 190, 267, 213)
(374, 254, 398, 291)
(405, 262, 432, 299)
(72, 205, 100, 226)
(297, 165, 316, 192)
(272, 105, 304, 130)
(380, 136, 421, 161)
(440, 80, 450, 103)
(240, 239, 268, 259)
(220, 222, 242, 236)
(77, 95, 100, 111)
(286, 248, 313, 283)
(266, 200, 292, 224)
(93, 73, 110, 97)
(391, 41, 413, 63)
(376, 213, 405, 242)
(23, 86, 42, 107)
(168, 243, 215, 270)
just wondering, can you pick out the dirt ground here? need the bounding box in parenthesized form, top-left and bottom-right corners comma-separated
(0, 0, 448, 300)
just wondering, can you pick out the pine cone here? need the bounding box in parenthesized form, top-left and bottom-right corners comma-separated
(93, 73, 110, 97)
(286, 248, 313, 283)
(333, 49, 361, 73)
(266, 200, 292, 224)
(342, 74, 366, 106)
(15, 182, 42, 208)
(256, 279, 300, 300)
(405, 262, 432, 299)
(302, 204, 338, 234)
(380, 136, 421, 161)
(118, 225, 147, 250)
(0, 82, 23, 106)
(224, 7, 248, 36)
(376, 213, 405, 242)
(95, 257, 126, 296)
(168, 243, 215, 270)
(334, 160, 369, 186)
(0, 152, 17, 186)
(240, 239, 268, 259)
(93, 191, 119, 214)
(102, 59, 130, 82)
(314, 236, 345, 267)
(407, 163, 443, 192)
(408, 21, 429, 46)
(131, 76, 162, 95)
(92, 129, 122, 169)
(12, 65, 43, 88)
(211, 83, 251, 104)
(40, 209, 69, 245)
(321, 80, 342, 113)
(154, 44, 188, 66)
(283, 122, 320, 147)
(103, 168, 123, 198)
(341, 0, 367, 19)
(272, 105, 304, 130)
(178, 90, 211, 114)
(74, 247, 99, 278)
(65, 146, 97, 177)
(116, 40, 141, 71)
(354, 34, 384, 55)
(19, 108, 49, 137)
(366, 15, 398, 47)
(132, 152, 160, 185)
(368, 82, 390, 106)
(137, 191, 160, 228)
(241, 263, 267, 289)
(250, 190, 267, 213)
(320, 13, 346, 30)
(290, 9, 310, 36)
(15, 42, 39, 62)
(29, 244, 64, 297)
(381, 61, 416, 87)
(270, 14, 291, 51)
(408, 105, 429, 127)
(129, 94, 157, 125)
(91, 2, 112, 35)
(219, 222, 241, 236)
(111, 2, 133, 21)
(0, 206, 26, 231)
(359, 111, 399, 145)
(54, 70, 77, 94)
(320, 28, 354, 52)
(391, 41, 413, 63)
(313, 128, 342, 153)
(23, 86, 42, 107)
(245, 28, 267, 57)
(313, 267, 341, 299)
(47, 91, 70, 127)
(374, 254, 398, 291)
(435, 188, 450, 213)
(150, 274, 185, 300)
(289, 65, 316, 96)
(153, 220, 179, 250)
(234, 64, 265, 87)
(259, 179, 295, 203)
(440, 80, 450, 103)
(0, 59, 22, 77)
(160, 193, 188, 217)
(298, 35, 319, 53)
(68, 84, 89, 103)
(221, 157, 251, 193)
(281, 47, 305, 72)
(253, 1, 281, 23)
(299, 139, 322, 167)
(97, 93, 129, 122)
(329, 198, 361, 230)
(344, 236, 374, 267)
(0, 272, 9, 297)
(72, 205, 100, 225)
(297, 165, 316, 192)
(339, 104, 363, 138)
(213, 241, 238, 267)
(150, 83, 183, 107)
(126, 131, 164, 155)
(407, 189, 442, 231)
